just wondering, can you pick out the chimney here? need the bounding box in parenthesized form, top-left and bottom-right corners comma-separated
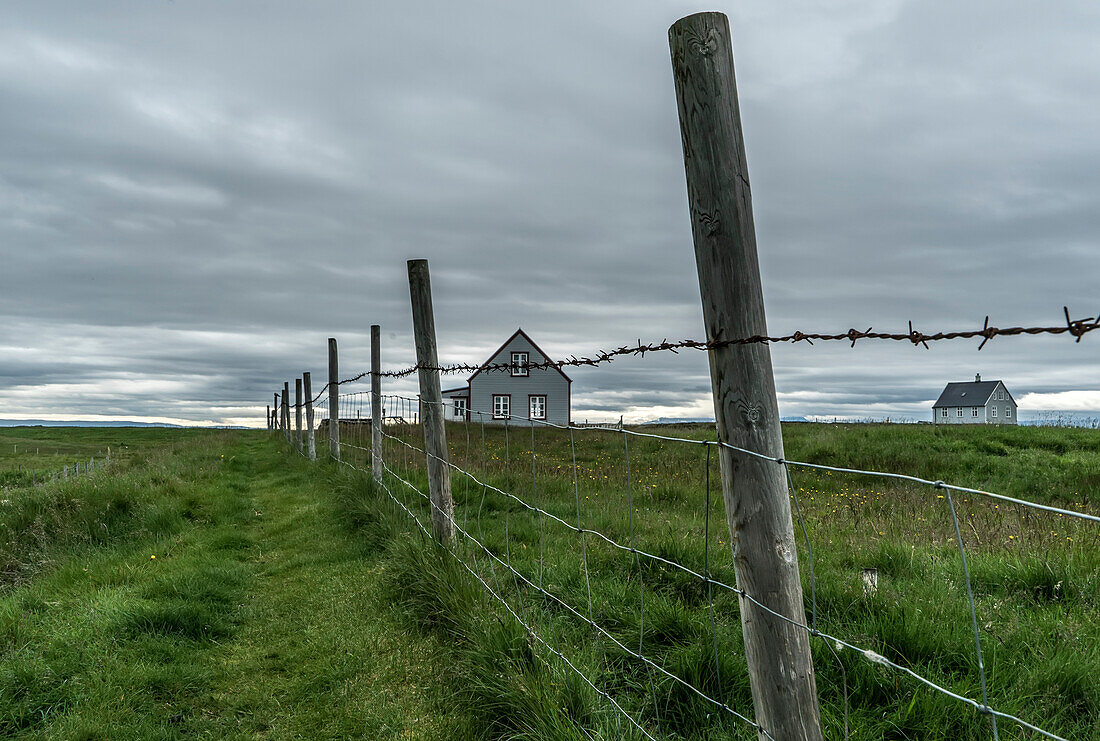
(975, 373, 981, 383)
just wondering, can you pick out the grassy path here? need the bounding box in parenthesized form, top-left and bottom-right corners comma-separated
(1, 431, 457, 739)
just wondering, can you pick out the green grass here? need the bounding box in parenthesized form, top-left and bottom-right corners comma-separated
(0, 429, 458, 739)
(0, 426, 191, 488)
(1, 423, 1097, 739)
(337, 420, 1100, 740)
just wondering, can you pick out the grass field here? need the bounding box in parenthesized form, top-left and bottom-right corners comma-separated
(1, 423, 1097, 739)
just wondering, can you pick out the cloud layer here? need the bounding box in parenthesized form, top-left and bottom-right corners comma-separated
(1, 1, 1097, 426)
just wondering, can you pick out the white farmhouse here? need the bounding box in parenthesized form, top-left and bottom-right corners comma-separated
(932, 374, 1017, 425)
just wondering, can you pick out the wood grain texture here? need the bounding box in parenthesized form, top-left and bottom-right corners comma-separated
(670, 12, 823, 740)
(328, 338, 340, 461)
(282, 382, 291, 444)
(274, 393, 280, 430)
(304, 371, 316, 461)
(407, 259, 455, 544)
(294, 377, 303, 453)
(371, 325, 383, 484)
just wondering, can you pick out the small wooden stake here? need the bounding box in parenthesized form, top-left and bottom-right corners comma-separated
(304, 371, 316, 461)
(328, 338, 340, 460)
(671, 12, 822, 739)
(407, 259, 454, 544)
(371, 324, 382, 483)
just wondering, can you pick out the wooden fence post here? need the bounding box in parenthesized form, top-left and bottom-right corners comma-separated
(304, 371, 316, 461)
(267, 404, 271, 430)
(328, 338, 340, 461)
(407, 259, 454, 544)
(274, 393, 280, 430)
(371, 324, 382, 483)
(295, 377, 303, 453)
(670, 12, 823, 740)
(282, 382, 291, 443)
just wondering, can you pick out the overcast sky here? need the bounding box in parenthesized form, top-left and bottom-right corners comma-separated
(1, 1, 1098, 427)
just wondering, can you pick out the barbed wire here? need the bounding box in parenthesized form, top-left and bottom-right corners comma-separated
(304, 307, 1098, 403)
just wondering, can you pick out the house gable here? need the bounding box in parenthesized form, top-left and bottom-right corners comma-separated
(467, 328, 572, 385)
(467, 329, 571, 426)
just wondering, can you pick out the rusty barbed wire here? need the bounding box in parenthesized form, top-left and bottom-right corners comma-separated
(307, 307, 1097, 403)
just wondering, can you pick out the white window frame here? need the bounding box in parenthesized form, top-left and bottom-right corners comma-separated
(510, 352, 529, 377)
(492, 394, 510, 420)
(453, 397, 467, 417)
(1005, 407, 1011, 417)
(957, 407, 963, 417)
(529, 395, 546, 421)
(941, 408, 948, 418)
(972, 407, 979, 417)
(992, 407, 997, 418)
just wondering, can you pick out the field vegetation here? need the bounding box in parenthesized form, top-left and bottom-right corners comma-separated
(0, 423, 1096, 739)
(347, 419, 1100, 739)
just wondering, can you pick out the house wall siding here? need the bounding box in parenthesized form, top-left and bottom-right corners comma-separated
(469, 333, 569, 426)
(933, 382, 1017, 425)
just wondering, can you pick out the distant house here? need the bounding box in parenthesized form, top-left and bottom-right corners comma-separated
(440, 329, 571, 426)
(932, 374, 1017, 425)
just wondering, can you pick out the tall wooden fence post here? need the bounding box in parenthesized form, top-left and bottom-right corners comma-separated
(304, 371, 317, 461)
(328, 338, 340, 461)
(274, 392, 280, 431)
(371, 324, 382, 483)
(295, 377, 303, 453)
(407, 259, 454, 544)
(282, 382, 291, 443)
(267, 404, 271, 430)
(670, 12, 823, 740)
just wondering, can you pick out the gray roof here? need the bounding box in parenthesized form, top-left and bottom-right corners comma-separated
(932, 380, 1002, 408)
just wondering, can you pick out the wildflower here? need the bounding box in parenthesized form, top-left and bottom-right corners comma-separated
(150, 555, 156, 560)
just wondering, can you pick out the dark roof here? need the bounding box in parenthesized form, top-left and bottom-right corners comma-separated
(932, 381, 1003, 408)
(467, 328, 572, 384)
(441, 386, 468, 396)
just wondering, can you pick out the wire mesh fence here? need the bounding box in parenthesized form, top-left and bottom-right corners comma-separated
(282, 381, 1098, 740)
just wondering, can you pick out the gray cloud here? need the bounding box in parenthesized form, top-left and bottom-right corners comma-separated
(1, 1, 1097, 426)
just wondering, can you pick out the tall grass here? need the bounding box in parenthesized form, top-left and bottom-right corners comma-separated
(333, 420, 1099, 739)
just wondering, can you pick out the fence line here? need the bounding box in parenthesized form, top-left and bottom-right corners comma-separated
(367, 396, 1078, 740)
(303, 306, 1099, 404)
(285, 390, 1085, 741)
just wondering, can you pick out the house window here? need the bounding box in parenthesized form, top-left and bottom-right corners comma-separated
(510, 352, 529, 377)
(972, 407, 979, 417)
(992, 407, 997, 418)
(453, 398, 467, 417)
(957, 408, 963, 417)
(941, 408, 948, 418)
(493, 394, 510, 419)
(529, 395, 546, 421)
(1005, 407, 1011, 418)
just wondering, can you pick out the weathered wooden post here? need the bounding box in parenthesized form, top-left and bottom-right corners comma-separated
(295, 377, 304, 453)
(304, 371, 317, 461)
(371, 324, 382, 483)
(267, 404, 272, 430)
(282, 382, 291, 443)
(274, 393, 280, 430)
(670, 12, 823, 740)
(407, 259, 454, 544)
(328, 338, 340, 460)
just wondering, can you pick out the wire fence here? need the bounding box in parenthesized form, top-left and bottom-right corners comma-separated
(280, 382, 1097, 740)
(305, 307, 1099, 404)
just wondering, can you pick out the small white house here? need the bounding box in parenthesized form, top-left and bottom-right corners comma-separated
(440, 329, 572, 426)
(932, 374, 1017, 425)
